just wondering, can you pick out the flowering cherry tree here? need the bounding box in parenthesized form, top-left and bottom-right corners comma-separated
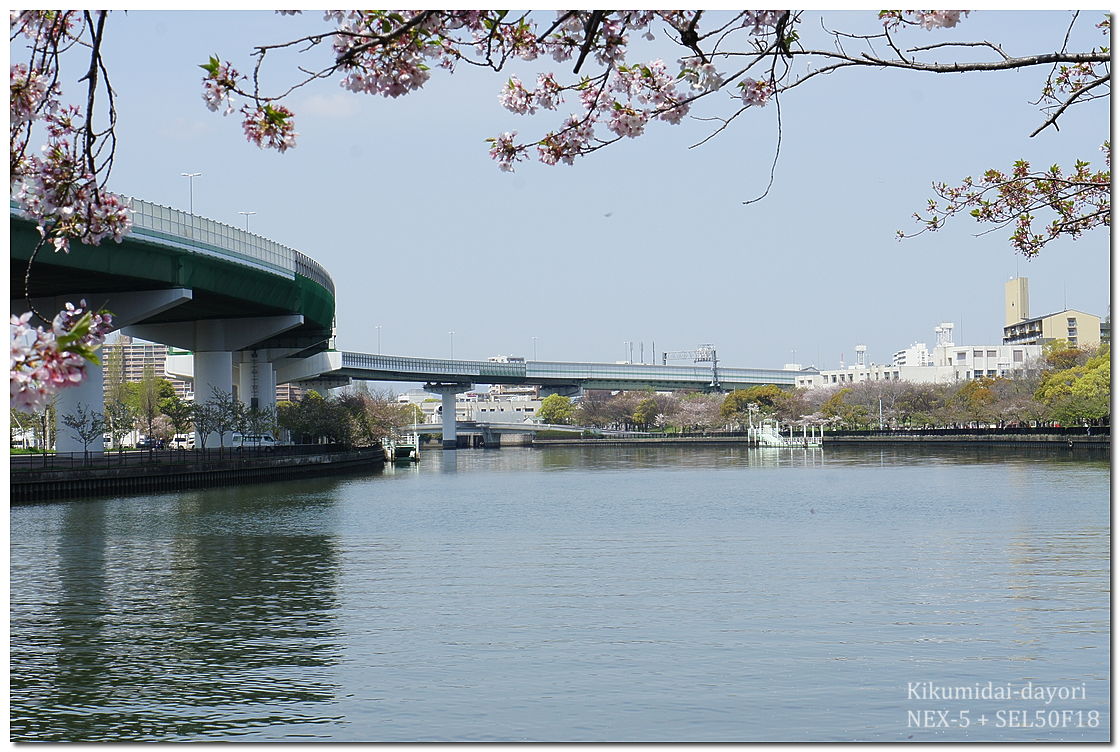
(10, 302, 113, 413)
(10, 11, 126, 410)
(9, 10, 1110, 408)
(198, 9, 1108, 254)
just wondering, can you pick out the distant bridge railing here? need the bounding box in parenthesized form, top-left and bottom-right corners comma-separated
(338, 352, 795, 388)
(341, 352, 526, 381)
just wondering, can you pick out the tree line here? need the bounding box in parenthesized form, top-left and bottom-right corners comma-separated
(11, 361, 422, 453)
(535, 341, 1110, 431)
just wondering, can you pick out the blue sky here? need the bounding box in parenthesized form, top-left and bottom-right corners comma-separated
(63, 10, 1110, 370)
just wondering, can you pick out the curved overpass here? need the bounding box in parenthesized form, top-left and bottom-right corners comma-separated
(10, 198, 335, 353)
(11, 197, 336, 451)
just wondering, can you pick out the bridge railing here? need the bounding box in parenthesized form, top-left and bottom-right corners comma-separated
(526, 361, 795, 385)
(338, 352, 796, 387)
(341, 352, 527, 380)
(14, 196, 341, 296)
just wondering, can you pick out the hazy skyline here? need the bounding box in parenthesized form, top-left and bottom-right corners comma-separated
(80, 10, 1109, 371)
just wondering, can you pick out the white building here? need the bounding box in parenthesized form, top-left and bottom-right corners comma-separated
(795, 323, 1042, 390)
(400, 390, 542, 424)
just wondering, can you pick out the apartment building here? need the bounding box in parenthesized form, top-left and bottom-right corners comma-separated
(1001, 276, 1101, 348)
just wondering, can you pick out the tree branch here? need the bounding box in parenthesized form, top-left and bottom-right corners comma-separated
(1030, 75, 1111, 137)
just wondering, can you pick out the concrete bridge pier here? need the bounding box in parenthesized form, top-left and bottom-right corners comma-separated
(130, 315, 304, 447)
(480, 426, 501, 448)
(425, 382, 473, 449)
(54, 361, 104, 452)
(235, 351, 278, 412)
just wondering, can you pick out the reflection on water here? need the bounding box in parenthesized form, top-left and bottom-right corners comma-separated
(11, 485, 344, 741)
(10, 445, 1110, 741)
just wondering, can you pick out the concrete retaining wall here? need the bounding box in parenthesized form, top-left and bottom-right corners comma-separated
(11, 447, 386, 504)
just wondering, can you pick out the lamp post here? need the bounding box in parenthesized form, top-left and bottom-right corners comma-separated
(532, 336, 538, 360)
(180, 172, 202, 214)
(449, 330, 455, 360)
(376, 325, 382, 355)
(238, 210, 256, 231)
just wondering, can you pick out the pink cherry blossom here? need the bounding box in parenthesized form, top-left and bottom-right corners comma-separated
(10, 301, 113, 412)
(499, 77, 536, 115)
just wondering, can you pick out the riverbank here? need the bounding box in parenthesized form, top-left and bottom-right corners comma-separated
(533, 435, 760, 447)
(825, 433, 1108, 447)
(533, 428, 1109, 449)
(10, 446, 386, 504)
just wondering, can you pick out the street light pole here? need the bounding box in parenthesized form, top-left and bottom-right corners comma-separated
(376, 325, 382, 355)
(181, 172, 202, 214)
(532, 336, 538, 360)
(449, 330, 455, 360)
(238, 210, 256, 231)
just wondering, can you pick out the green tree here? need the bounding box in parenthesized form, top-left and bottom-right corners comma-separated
(630, 397, 660, 430)
(278, 392, 351, 445)
(721, 385, 786, 425)
(538, 394, 574, 425)
(160, 394, 195, 440)
(1037, 345, 1110, 424)
(1042, 339, 1091, 372)
(819, 388, 872, 429)
(104, 400, 136, 452)
(129, 366, 177, 446)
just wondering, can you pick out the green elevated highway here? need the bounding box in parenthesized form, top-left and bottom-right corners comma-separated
(11, 198, 336, 451)
(11, 198, 335, 353)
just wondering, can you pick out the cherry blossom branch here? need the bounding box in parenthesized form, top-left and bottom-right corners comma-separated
(1030, 74, 1110, 137)
(905, 40, 1011, 61)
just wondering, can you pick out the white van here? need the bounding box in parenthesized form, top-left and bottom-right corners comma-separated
(231, 433, 277, 449)
(171, 434, 195, 450)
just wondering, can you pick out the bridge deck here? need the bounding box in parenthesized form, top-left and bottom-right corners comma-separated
(275, 350, 796, 391)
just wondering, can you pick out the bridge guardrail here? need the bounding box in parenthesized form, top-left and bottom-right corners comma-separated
(9, 198, 335, 297)
(338, 352, 794, 387)
(341, 352, 527, 380)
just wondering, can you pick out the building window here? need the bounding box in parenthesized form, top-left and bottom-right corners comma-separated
(986, 350, 997, 358)
(1013, 350, 1024, 362)
(973, 350, 984, 358)
(974, 370, 984, 378)
(956, 352, 966, 362)
(987, 370, 996, 376)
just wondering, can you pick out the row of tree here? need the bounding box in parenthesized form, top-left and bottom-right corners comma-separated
(278, 387, 422, 446)
(12, 370, 422, 453)
(536, 342, 1110, 431)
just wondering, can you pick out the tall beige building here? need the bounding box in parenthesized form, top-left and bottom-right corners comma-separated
(1002, 277, 1100, 348)
(1004, 276, 1030, 327)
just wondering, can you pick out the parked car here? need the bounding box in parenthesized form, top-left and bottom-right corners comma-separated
(137, 437, 159, 449)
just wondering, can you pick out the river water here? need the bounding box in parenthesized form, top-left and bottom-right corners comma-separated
(10, 444, 1110, 742)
